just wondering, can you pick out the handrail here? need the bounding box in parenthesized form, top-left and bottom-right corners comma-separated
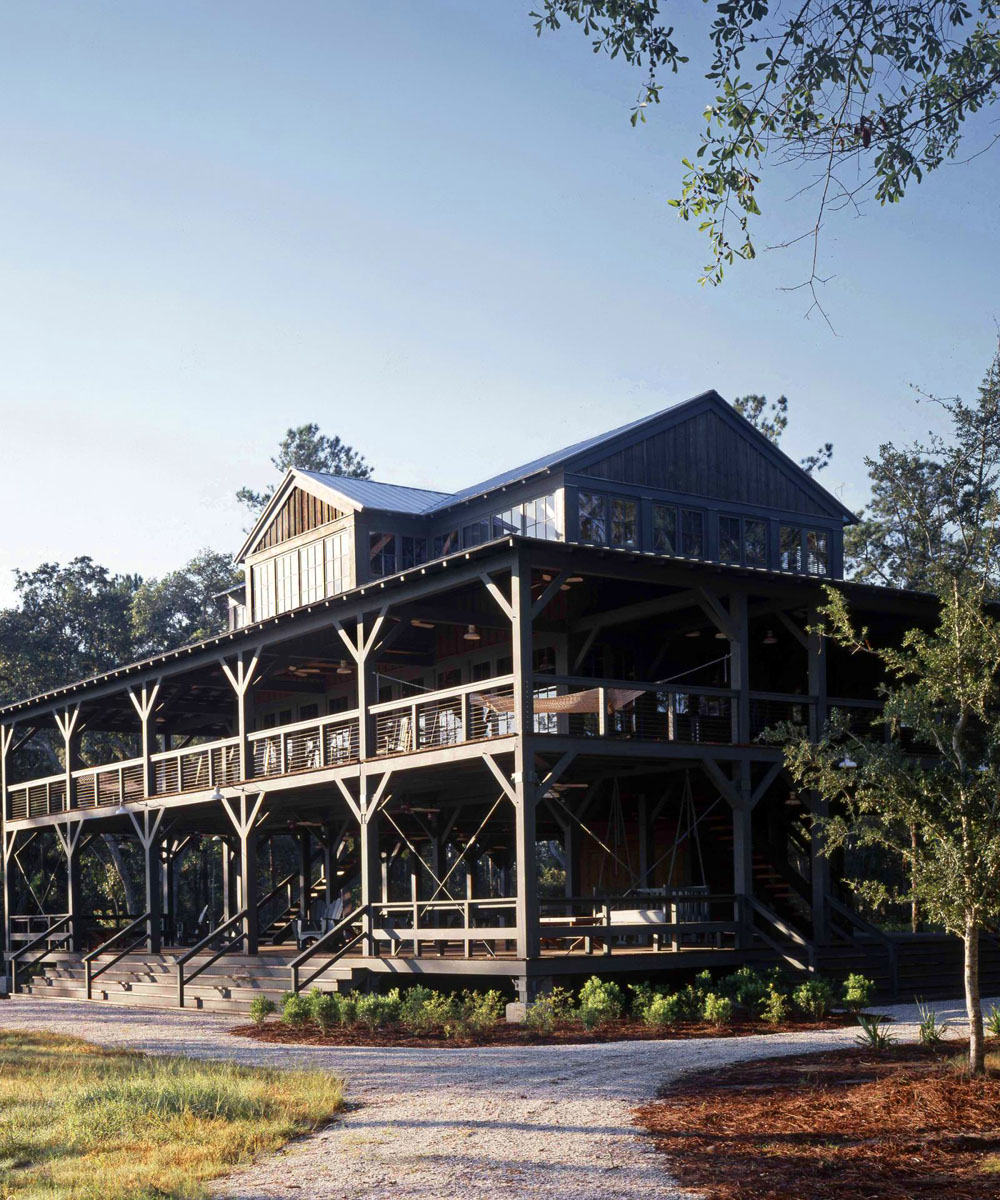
(175, 909, 248, 1007)
(750, 897, 815, 974)
(247, 709, 360, 743)
(369, 675, 515, 714)
(84, 912, 151, 998)
(8, 915, 72, 993)
(828, 895, 898, 996)
(534, 672, 735, 697)
(289, 904, 368, 994)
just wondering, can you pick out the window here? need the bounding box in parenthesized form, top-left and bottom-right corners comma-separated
(252, 561, 275, 620)
(462, 519, 490, 547)
(369, 531, 396, 577)
(780, 525, 802, 572)
(433, 529, 459, 557)
(275, 551, 299, 612)
(300, 541, 324, 604)
(299, 703, 319, 721)
(493, 507, 522, 537)
(719, 516, 741, 564)
(578, 491, 606, 543)
(610, 497, 638, 547)
(324, 530, 351, 595)
(681, 509, 704, 557)
(652, 505, 677, 554)
(525, 493, 560, 540)
(807, 529, 829, 575)
(745, 519, 767, 567)
(400, 535, 427, 569)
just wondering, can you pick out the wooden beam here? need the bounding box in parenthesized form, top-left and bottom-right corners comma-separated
(571, 588, 701, 633)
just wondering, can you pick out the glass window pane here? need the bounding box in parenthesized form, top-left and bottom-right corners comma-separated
(324, 530, 351, 595)
(252, 562, 275, 620)
(807, 529, 829, 575)
(525, 493, 560, 540)
(780, 525, 802, 572)
(610, 497, 638, 547)
(744, 519, 767, 567)
(652, 505, 677, 555)
(492, 507, 522, 537)
(433, 530, 459, 557)
(462, 519, 489, 548)
(719, 516, 741, 564)
(400, 535, 427, 569)
(369, 531, 396, 577)
(299, 541, 324, 604)
(275, 550, 299, 613)
(578, 491, 607, 543)
(681, 510, 704, 558)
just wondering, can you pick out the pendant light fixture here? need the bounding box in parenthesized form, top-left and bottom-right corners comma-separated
(464, 624, 481, 641)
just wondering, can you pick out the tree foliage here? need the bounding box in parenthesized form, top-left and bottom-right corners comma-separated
(236, 422, 373, 517)
(533, 2, 1000, 286)
(846, 345, 1000, 590)
(733, 392, 834, 473)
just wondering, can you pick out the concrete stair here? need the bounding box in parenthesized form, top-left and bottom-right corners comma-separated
(19, 950, 355, 1014)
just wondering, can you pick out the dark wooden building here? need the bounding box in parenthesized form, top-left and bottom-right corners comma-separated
(1, 391, 978, 1011)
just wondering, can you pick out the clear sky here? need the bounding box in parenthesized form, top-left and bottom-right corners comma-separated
(1, 1, 998, 601)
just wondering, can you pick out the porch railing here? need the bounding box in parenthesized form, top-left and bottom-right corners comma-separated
(84, 912, 151, 998)
(248, 709, 360, 779)
(370, 676, 516, 757)
(8, 914, 72, 993)
(288, 904, 368, 993)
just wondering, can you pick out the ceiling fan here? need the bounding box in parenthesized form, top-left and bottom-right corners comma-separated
(287, 664, 324, 677)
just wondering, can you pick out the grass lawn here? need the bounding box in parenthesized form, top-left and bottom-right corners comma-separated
(0, 1030, 344, 1199)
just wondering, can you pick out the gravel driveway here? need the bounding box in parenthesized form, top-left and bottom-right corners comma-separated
(0, 994, 988, 1199)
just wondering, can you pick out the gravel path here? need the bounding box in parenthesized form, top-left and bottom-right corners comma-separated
(0, 994, 989, 1199)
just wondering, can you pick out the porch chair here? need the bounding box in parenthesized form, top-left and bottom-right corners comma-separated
(294, 896, 345, 950)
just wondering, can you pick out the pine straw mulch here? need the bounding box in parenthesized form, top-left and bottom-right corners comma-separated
(634, 1041, 1000, 1200)
(230, 1013, 855, 1048)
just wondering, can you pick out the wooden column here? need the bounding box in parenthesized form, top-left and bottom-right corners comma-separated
(729, 592, 750, 744)
(511, 552, 539, 960)
(336, 773, 391, 957)
(127, 682, 161, 798)
(731, 769, 754, 949)
(221, 838, 237, 922)
(127, 808, 165, 953)
(335, 607, 388, 764)
(54, 821, 84, 951)
(807, 605, 831, 942)
(1, 725, 12, 955)
(220, 653, 260, 783)
(2, 827, 16, 955)
(53, 707, 81, 811)
(297, 830, 311, 918)
(220, 791, 268, 954)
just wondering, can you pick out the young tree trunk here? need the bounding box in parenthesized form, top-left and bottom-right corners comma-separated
(964, 915, 985, 1076)
(909, 827, 919, 933)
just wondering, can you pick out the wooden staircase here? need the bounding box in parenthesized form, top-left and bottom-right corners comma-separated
(18, 949, 356, 1014)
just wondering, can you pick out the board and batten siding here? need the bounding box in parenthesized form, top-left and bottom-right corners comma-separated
(577, 408, 834, 519)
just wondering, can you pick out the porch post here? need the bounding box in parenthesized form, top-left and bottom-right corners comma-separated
(807, 605, 831, 942)
(128, 809, 165, 953)
(1, 725, 12, 955)
(732, 764, 754, 948)
(238, 830, 260, 953)
(2, 828, 15, 956)
(511, 551, 539, 960)
(219, 653, 259, 784)
(729, 591, 750, 743)
(61, 824, 84, 952)
(297, 830, 311, 918)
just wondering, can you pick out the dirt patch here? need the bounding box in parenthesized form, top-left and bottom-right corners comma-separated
(634, 1041, 1000, 1199)
(230, 1013, 856, 1048)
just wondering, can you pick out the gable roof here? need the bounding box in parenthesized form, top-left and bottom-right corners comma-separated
(237, 390, 852, 562)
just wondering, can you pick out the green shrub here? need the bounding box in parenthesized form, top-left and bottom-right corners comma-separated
(399, 986, 438, 1033)
(629, 981, 657, 1022)
(759, 983, 790, 1026)
(720, 966, 768, 1012)
(525, 997, 556, 1034)
(644, 991, 687, 1029)
(307, 989, 340, 1031)
(443, 989, 506, 1039)
(841, 973, 876, 1013)
(985, 1005, 1000, 1039)
(249, 995, 276, 1027)
(355, 989, 402, 1031)
(577, 976, 624, 1025)
(548, 985, 576, 1019)
(792, 978, 835, 1019)
(281, 993, 311, 1028)
(701, 992, 734, 1027)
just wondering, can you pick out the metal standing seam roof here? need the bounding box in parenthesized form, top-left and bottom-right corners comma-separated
(295, 470, 452, 515)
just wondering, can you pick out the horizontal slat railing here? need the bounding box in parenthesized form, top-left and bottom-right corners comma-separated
(248, 709, 360, 779)
(531, 675, 737, 744)
(371, 676, 516, 757)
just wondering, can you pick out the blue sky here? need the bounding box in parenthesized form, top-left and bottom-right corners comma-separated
(1, 1, 998, 600)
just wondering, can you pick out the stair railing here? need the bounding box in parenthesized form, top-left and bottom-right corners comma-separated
(828, 895, 898, 997)
(175, 909, 248, 1008)
(83, 913, 151, 999)
(749, 897, 815, 974)
(8, 915, 72, 994)
(288, 904, 368, 994)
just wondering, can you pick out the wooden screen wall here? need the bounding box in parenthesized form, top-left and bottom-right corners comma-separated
(254, 488, 347, 552)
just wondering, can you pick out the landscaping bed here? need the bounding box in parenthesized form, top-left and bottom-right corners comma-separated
(634, 1040, 1000, 1200)
(0, 1029, 344, 1199)
(232, 1011, 857, 1047)
(230, 967, 875, 1047)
